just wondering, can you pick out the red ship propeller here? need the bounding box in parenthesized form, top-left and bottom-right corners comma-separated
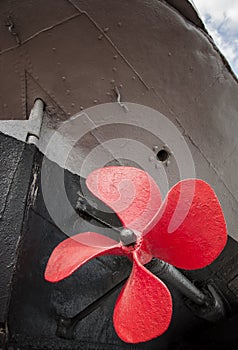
(45, 166, 227, 343)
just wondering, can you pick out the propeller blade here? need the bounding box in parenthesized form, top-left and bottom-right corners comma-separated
(45, 232, 121, 282)
(113, 253, 172, 343)
(143, 179, 227, 270)
(86, 166, 162, 232)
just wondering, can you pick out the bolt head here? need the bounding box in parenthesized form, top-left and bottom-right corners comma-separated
(120, 228, 137, 246)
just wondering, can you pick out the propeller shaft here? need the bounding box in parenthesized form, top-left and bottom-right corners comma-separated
(155, 260, 207, 305)
(153, 260, 226, 322)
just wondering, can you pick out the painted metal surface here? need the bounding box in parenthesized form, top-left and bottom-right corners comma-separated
(3, 141, 237, 349)
(113, 253, 172, 343)
(45, 166, 227, 343)
(144, 179, 227, 269)
(45, 232, 122, 283)
(86, 166, 162, 232)
(0, 133, 36, 324)
(0, 0, 238, 348)
(0, 98, 44, 144)
(0, 0, 238, 246)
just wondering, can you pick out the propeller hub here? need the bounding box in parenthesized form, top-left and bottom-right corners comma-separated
(120, 228, 137, 246)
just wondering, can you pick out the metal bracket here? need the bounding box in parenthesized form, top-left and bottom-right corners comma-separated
(0, 99, 44, 145)
(153, 260, 227, 322)
(56, 278, 127, 340)
(185, 283, 227, 322)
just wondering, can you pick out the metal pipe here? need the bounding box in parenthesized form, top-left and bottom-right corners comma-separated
(155, 260, 209, 305)
(27, 98, 44, 145)
(31, 98, 44, 118)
